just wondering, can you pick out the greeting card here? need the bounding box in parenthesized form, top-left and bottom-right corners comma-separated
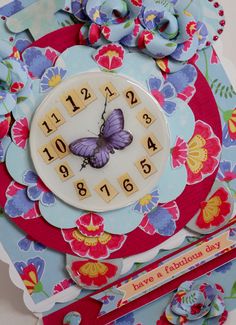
(0, 1, 235, 324)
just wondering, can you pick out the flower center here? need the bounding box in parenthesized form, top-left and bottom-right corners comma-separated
(48, 75, 62, 88)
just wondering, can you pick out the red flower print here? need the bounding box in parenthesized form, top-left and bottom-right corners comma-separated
(190, 303, 203, 315)
(45, 48, 58, 65)
(196, 187, 231, 229)
(224, 108, 236, 140)
(210, 49, 219, 64)
(89, 23, 102, 44)
(62, 228, 126, 259)
(0, 114, 11, 139)
(10, 81, 25, 93)
(53, 279, 74, 294)
(185, 120, 221, 184)
(69, 260, 118, 287)
(12, 117, 29, 149)
(93, 44, 125, 71)
(172, 137, 188, 168)
(76, 213, 104, 237)
(186, 21, 197, 37)
(138, 30, 154, 49)
(131, 0, 143, 7)
(101, 25, 111, 40)
(156, 58, 170, 73)
(219, 310, 228, 325)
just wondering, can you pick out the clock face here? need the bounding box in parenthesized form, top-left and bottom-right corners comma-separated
(30, 72, 170, 212)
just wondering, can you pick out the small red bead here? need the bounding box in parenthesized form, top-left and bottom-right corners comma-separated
(218, 10, 224, 16)
(206, 41, 211, 46)
(1, 16, 6, 21)
(9, 37, 14, 42)
(213, 35, 219, 41)
(220, 20, 226, 26)
(218, 29, 223, 34)
(214, 2, 219, 8)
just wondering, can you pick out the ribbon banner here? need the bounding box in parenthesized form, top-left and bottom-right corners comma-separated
(92, 226, 236, 317)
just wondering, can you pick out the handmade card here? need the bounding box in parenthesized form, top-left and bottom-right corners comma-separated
(0, 0, 235, 324)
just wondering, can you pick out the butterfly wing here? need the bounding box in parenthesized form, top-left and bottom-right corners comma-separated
(109, 130, 133, 150)
(89, 145, 110, 168)
(69, 137, 98, 157)
(102, 109, 124, 138)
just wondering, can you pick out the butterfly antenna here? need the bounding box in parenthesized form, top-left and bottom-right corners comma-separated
(100, 94, 108, 134)
(80, 158, 89, 171)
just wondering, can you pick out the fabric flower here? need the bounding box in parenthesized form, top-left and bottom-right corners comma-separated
(196, 187, 231, 229)
(23, 170, 55, 206)
(148, 75, 177, 114)
(53, 279, 74, 295)
(134, 189, 159, 214)
(185, 120, 221, 185)
(0, 44, 31, 116)
(11, 117, 29, 149)
(215, 262, 232, 274)
(222, 108, 236, 147)
(14, 257, 47, 296)
(4, 182, 41, 219)
(62, 228, 126, 259)
(18, 235, 46, 251)
(79, 0, 143, 45)
(139, 201, 179, 236)
(76, 213, 104, 237)
(93, 44, 125, 71)
(165, 281, 226, 324)
(67, 259, 119, 288)
(40, 66, 67, 92)
(113, 312, 135, 324)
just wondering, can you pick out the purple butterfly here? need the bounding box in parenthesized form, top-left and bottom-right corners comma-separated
(69, 109, 133, 169)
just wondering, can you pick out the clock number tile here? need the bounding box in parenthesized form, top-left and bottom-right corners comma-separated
(38, 116, 57, 136)
(77, 83, 96, 106)
(61, 90, 85, 116)
(47, 108, 65, 128)
(95, 179, 118, 203)
(74, 179, 91, 200)
(136, 108, 156, 128)
(135, 156, 157, 179)
(38, 143, 58, 164)
(124, 87, 141, 108)
(51, 135, 70, 159)
(55, 161, 74, 181)
(118, 173, 138, 196)
(142, 133, 162, 156)
(100, 82, 119, 102)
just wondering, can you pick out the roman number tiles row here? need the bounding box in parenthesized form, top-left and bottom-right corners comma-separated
(38, 81, 155, 138)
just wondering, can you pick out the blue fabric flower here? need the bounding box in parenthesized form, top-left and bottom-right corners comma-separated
(15, 39, 32, 52)
(23, 170, 55, 206)
(148, 75, 177, 114)
(217, 160, 236, 183)
(71, 0, 88, 21)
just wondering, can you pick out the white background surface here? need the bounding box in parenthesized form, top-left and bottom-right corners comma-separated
(0, 1, 235, 324)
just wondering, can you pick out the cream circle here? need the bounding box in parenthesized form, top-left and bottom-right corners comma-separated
(30, 72, 170, 212)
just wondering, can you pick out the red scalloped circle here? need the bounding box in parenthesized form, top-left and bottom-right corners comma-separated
(0, 25, 222, 258)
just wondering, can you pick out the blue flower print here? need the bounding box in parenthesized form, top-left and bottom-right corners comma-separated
(148, 75, 177, 114)
(18, 235, 46, 251)
(134, 189, 159, 214)
(40, 67, 67, 92)
(23, 170, 55, 207)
